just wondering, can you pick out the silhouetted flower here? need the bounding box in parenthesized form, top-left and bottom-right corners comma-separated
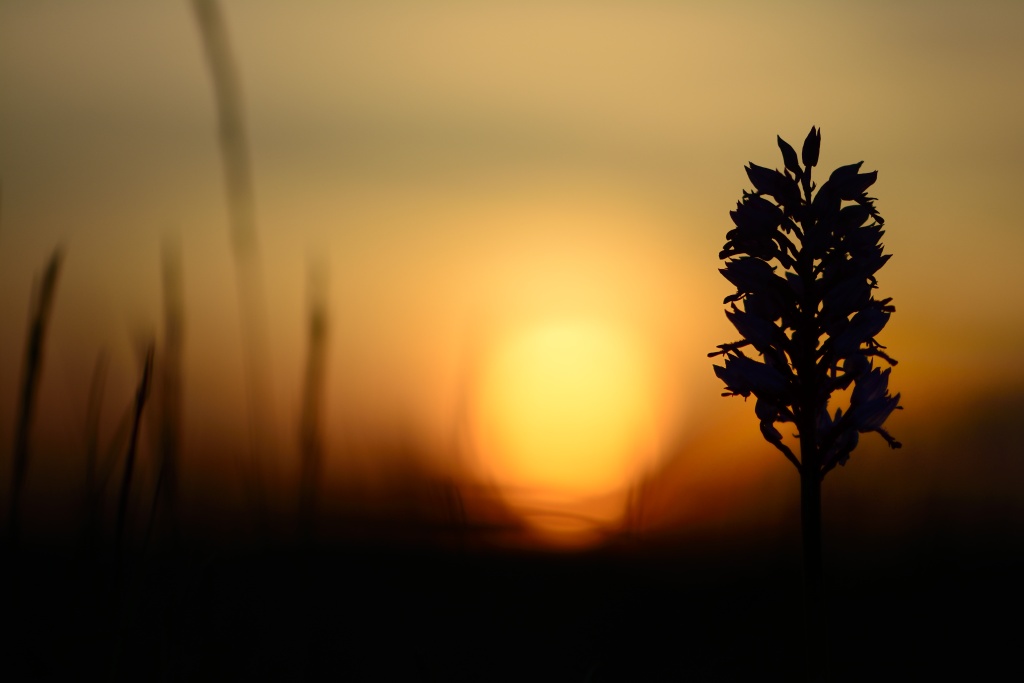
(710, 127, 901, 480)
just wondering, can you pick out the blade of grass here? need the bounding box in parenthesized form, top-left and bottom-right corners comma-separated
(146, 237, 185, 546)
(298, 257, 328, 536)
(9, 247, 63, 544)
(115, 343, 155, 556)
(191, 0, 276, 526)
(108, 344, 156, 681)
(96, 403, 135, 498)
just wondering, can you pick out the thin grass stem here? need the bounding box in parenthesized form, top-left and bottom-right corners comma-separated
(147, 237, 185, 546)
(9, 247, 63, 544)
(115, 344, 155, 556)
(191, 0, 276, 528)
(298, 258, 329, 536)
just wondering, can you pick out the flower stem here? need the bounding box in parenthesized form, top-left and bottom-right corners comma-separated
(801, 457, 828, 682)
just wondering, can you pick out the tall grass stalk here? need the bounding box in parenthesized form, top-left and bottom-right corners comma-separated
(191, 0, 276, 526)
(298, 259, 329, 535)
(147, 238, 185, 545)
(115, 344, 155, 556)
(9, 247, 63, 544)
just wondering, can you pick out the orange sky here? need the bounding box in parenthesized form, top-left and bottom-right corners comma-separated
(1, 1, 1022, 544)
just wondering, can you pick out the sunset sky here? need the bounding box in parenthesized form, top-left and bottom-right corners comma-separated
(2, 1, 1022, 544)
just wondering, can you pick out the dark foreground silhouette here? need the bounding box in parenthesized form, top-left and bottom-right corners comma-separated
(712, 127, 901, 680)
(5, 519, 1021, 681)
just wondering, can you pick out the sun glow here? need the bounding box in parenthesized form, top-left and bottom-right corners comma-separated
(474, 319, 658, 542)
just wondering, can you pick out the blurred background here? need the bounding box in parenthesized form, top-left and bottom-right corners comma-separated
(1, 0, 1022, 551)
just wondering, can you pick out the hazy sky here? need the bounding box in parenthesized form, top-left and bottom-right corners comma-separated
(2, 1, 1023, 539)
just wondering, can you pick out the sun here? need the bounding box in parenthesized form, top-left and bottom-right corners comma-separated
(473, 319, 658, 541)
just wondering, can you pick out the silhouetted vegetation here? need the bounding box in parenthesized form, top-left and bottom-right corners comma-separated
(191, 0, 276, 521)
(150, 237, 185, 545)
(115, 343, 155, 556)
(711, 127, 901, 682)
(298, 258, 329, 535)
(9, 2, 1022, 675)
(9, 247, 62, 544)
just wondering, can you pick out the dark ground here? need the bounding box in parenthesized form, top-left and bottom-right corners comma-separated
(4, 519, 1020, 682)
